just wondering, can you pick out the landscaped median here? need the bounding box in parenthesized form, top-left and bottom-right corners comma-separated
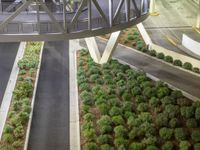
(0, 42, 43, 150)
(77, 49, 200, 150)
(101, 26, 200, 75)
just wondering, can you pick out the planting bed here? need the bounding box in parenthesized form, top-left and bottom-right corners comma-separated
(0, 42, 42, 150)
(101, 26, 200, 74)
(77, 49, 200, 150)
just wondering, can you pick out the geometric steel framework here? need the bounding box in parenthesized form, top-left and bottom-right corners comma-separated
(0, 0, 149, 42)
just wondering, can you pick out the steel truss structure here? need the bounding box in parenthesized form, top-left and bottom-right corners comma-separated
(0, 0, 149, 42)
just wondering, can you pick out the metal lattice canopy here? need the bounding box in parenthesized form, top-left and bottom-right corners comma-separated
(0, 0, 149, 42)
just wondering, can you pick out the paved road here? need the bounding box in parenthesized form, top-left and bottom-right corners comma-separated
(143, 0, 199, 56)
(28, 41, 69, 150)
(0, 43, 19, 106)
(80, 38, 200, 98)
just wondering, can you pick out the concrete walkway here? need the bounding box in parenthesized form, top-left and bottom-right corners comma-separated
(80, 38, 200, 99)
(0, 42, 19, 106)
(28, 41, 69, 150)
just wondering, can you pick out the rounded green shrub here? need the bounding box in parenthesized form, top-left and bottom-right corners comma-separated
(157, 87, 170, 98)
(109, 106, 122, 116)
(173, 59, 182, 67)
(122, 92, 132, 101)
(14, 125, 24, 138)
(161, 141, 174, 150)
(149, 50, 157, 56)
(156, 113, 168, 127)
(122, 101, 133, 112)
(191, 131, 200, 142)
(137, 102, 148, 112)
(114, 137, 128, 148)
(127, 35, 134, 40)
(164, 104, 180, 119)
(80, 90, 93, 105)
(129, 142, 142, 150)
(174, 128, 187, 141)
(4, 125, 13, 134)
(131, 86, 141, 96)
(3, 133, 14, 144)
(97, 115, 112, 126)
(169, 118, 179, 128)
(156, 52, 165, 59)
(112, 115, 125, 125)
(193, 67, 200, 73)
(145, 145, 158, 150)
(180, 106, 194, 118)
(142, 136, 157, 146)
(100, 144, 114, 150)
(164, 55, 173, 63)
(83, 142, 98, 150)
(114, 125, 127, 137)
(83, 128, 96, 140)
(83, 113, 95, 122)
(183, 62, 193, 70)
(159, 127, 173, 140)
(186, 118, 197, 128)
(98, 134, 112, 144)
(98, 104, 110, 115)
(149, 97, 160, 107)
(99, 125, 113, 134)
(179, 141, 191, 150)
(128, 127, 139, 140)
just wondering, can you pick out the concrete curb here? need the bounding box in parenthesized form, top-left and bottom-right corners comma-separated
(69, 39, 83, 150)
(0, 42, 26, 140)
(116, 58, 200, 101)
(97, 36, 200, 78)
(24, 42, 44, 150)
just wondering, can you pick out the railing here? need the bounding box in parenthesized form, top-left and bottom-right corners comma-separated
(0, 0, 149, 41)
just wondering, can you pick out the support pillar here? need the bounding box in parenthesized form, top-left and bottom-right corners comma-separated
(149, 0, 159, 16)
(85, 31, 121, 64)
(196, 0, 200, 29)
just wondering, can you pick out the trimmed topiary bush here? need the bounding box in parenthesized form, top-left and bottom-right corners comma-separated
(169, 118, 179, 128)
(156, 52, 165, 59)
(129, 142, 143, 150)
(109, 106, 122, 116)
(145, 145, 158, 150)
(191, 131, 200, 142)
(159, 127, 173, 140)
(97, 134, 112, 145)
(174, 128, 187, 141)
(83, 142, 98, 150)
(100, 144, 114, 150)
(186, 118, 197, 128)
(183, 62, 193, 70)
(161, 141, 174, 150)
(164, 55, 173, 63)
(193, 67, 200, 73)
(179, 141, 191, 150)
(156, 113, 168, 127)
(114, 125, 127, 137)
(173, 59, 182, 67)
(137, 103, 148, 112)
(149, 50, 157, 56)
(112, 115, 125, 125)
(114, 137, 128, 148)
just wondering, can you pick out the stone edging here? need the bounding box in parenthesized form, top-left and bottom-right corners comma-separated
(97, 36, 200, 78)
(0, 42, 26, 140)
(116, 58, 200, 101)
(24, 42, 45, 150)
(69, 39, 82, 150)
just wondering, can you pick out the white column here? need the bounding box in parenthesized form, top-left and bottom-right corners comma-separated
(196, 0, 200, 29)
(149, 0, 155, 14)
(85, 31, 121, 64)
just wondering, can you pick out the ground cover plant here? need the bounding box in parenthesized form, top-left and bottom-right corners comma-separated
(78, 49, 200, 150)
(101, 27, 200, 74)
(0, 42, 42, 150)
